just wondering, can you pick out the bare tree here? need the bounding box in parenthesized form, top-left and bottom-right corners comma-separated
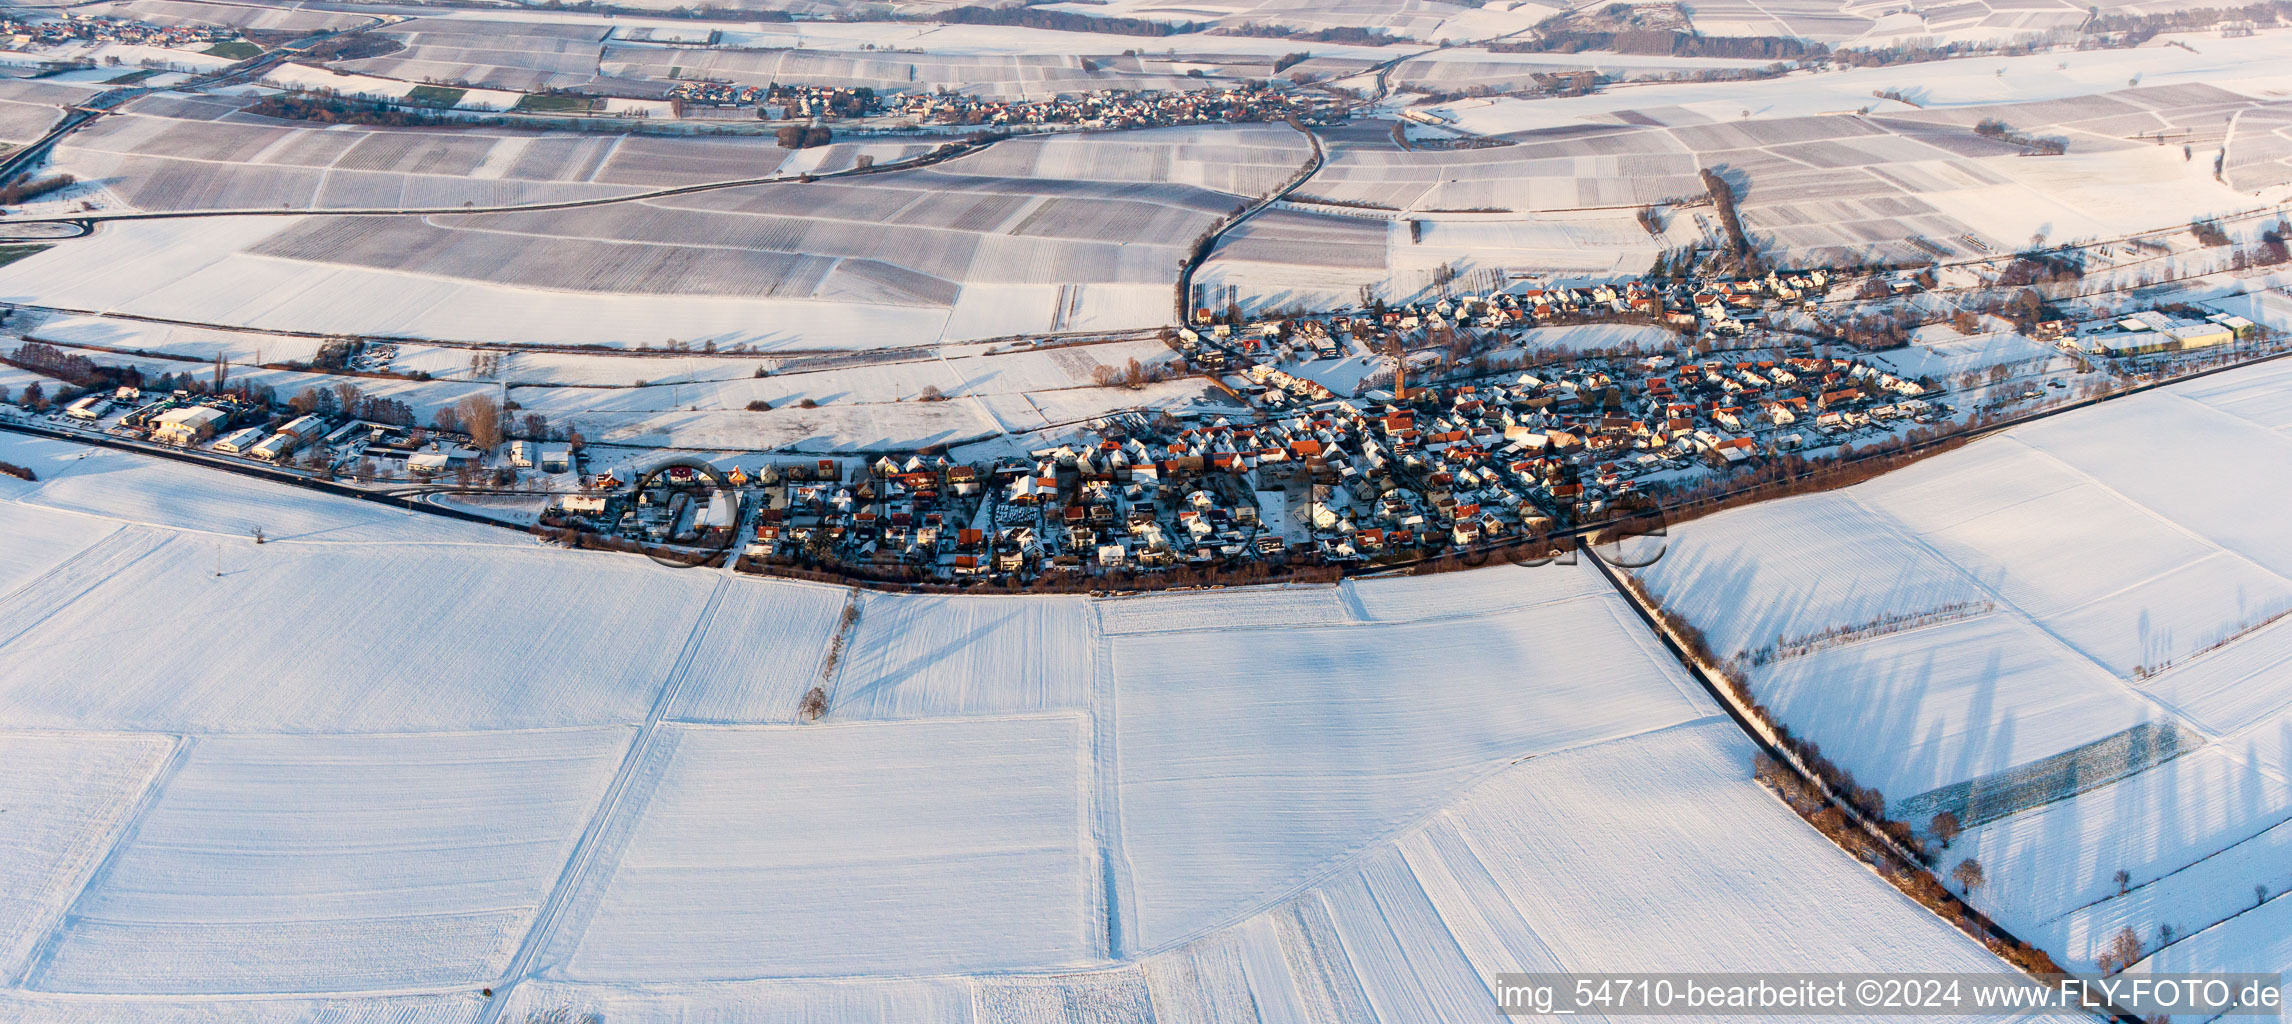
(459, 393, 503, 451)
(1950, 857, 1984, 894)
(800, 686, 828, 721)
(2114, 868, 2131, 895)
(1929, 811, 1961, 849)
(2098, 925, 2143, 975)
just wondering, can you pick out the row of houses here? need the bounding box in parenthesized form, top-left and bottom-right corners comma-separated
(698, 340, 1940, 581)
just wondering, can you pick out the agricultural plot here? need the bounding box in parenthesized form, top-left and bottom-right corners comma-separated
(939, 123, 1313, 199)
(1320, 72, 2284, 302)
(334, 18, 609, 93)
(0, 216, 964, 350)
(549, 716, 1097, 981)
(1, 430, 513, 547)
(1095, 582, 1355, 635)
(0, 500, 120, 600)
(832, 593, 1095, 719)
(29, 729, 628, 994)
(665, 578, 849, 723)
(0, 732, 173, 982)
(574, 398, 1004, 450)
(1637, 360, 2292, 980)
(0, 97, 64, 147)
(0, 540, 721, 732)
(1109, 574, 1713, 949)
(1389, 719, 2061, 982)
(53, 114, 667, 212)
(2224, 102, 2292, 191)
(28, 313, 328, 367)
(10, 142, 1265, 348)
(81, 0, 368, 32)
(21, 117, 1303, 350)
(511, 357, 961, 416)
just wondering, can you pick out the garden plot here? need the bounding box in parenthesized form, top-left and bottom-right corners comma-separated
(0, 732, 173, 982)
(29, 729, 628, 994)
(0, 541, 717, 732)
(1110, 577, 1712, 949)
(551, 716, 1096, 981)
(832, 593, 1095, 719)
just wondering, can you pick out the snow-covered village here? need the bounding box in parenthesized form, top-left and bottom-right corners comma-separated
(3, 0, 2292, 1018)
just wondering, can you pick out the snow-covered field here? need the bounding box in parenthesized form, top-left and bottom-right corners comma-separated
(1637, 357, 2292, 980)
(0, 426, 2059, 1019)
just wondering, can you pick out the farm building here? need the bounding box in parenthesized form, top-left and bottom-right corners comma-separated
(278, 414, 328, 442)
(2093, 312, 2235, 356)
(538, 444, 572, 473)
(211, 427, 265, 454)
(250, 433, 300, 463)
(149, 406, 224, 445)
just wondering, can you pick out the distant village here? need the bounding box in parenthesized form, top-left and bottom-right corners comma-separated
(667, 78, 1344, 130)
(0, 13, 237, 52)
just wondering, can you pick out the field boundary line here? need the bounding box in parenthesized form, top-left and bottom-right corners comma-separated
(12, 733, 192, 990)
(475, 575, 728, 1022)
